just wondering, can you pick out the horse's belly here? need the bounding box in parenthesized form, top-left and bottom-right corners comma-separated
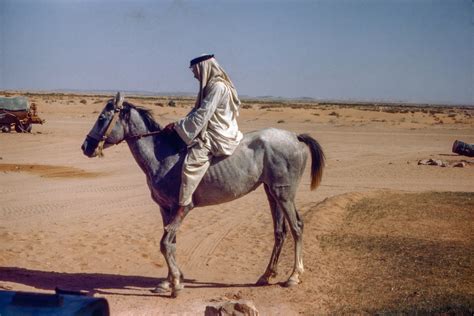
(192, 149, 263, 206)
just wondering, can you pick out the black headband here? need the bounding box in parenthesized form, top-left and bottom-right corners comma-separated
(189, 54, 214, 68)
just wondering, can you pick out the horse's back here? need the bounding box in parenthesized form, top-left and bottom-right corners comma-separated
(193, 128, 308, 206)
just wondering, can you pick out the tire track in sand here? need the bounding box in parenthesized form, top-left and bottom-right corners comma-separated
(178, 206, 244, 271)
(1, 188, 151, 222)
(177, 194, 268, 274)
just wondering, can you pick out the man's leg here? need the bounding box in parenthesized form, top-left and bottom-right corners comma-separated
(166, 141, 212, 232)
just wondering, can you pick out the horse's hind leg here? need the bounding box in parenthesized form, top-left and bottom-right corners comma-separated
(283, 200, 304, 287)
(257, 184, 288, 285)
(272, 186, 304, 287)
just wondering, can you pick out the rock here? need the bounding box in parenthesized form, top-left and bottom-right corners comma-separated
(205, 300, 259, 316)
(437, 160, 449, 167)
(418, 159, 431, 165)
(452, 162, 466, 168)
(418, 159, 448, 167)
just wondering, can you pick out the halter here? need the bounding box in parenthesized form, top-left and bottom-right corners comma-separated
(88, 92, 165, 157)
(86, 92, 124, 157)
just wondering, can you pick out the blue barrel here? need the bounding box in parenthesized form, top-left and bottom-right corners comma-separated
(452, 140, 474, 157)
(0, 290, 109, 316)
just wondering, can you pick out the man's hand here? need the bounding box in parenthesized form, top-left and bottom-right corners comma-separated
(163, 122, 175, 134)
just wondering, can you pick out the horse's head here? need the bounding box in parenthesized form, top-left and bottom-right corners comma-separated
(81, 92, 126, 158)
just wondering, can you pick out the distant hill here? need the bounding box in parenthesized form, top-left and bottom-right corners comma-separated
(0, 89, 472, 107)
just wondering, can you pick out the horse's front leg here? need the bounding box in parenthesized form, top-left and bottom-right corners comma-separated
(158, 229, 183, 298)
(152, 206, 184, 295)
(152, 234, 184, 294)
(156, 205, 191, 297)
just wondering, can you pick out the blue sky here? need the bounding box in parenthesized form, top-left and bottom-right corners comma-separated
(0, 0, 472, 104)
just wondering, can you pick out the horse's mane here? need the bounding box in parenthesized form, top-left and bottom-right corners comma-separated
(124, 102, 162, 132)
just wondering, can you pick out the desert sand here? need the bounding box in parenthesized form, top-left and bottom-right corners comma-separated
(1, 93, 473, 314)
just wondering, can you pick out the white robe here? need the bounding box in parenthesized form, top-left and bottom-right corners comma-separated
(175, 81, 243, 156)
(174, 57, 242, 206)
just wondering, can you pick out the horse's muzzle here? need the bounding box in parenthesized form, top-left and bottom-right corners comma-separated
(81, 136, 100, 157)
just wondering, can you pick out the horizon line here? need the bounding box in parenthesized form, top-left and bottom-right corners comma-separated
(0, 88, 472, 108)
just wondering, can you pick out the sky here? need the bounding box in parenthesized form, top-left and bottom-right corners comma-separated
(0, 0, 472, 104)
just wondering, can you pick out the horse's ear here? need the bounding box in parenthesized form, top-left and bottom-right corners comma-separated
(115, 92, 124, 110)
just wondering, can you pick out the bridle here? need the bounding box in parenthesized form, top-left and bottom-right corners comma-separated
(87, 92, 164, 157)
(85, 92, 124, 157)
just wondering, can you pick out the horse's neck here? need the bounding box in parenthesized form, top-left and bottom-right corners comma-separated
(127, 137, 158, 176)
(125, 110, 179, 180)
(124, 110, 161, 177)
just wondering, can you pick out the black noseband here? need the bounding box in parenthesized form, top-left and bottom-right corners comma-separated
(82, 135, 100, 157)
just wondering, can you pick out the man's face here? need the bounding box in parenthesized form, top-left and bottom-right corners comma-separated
(191, 66, 199, 81)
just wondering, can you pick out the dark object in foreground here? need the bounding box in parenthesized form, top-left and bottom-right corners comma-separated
(452, 140, 474, 157)
(0, 97, 45, 133)
(0, 289, 109, 315)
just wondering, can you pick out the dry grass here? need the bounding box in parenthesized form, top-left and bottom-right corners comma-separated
(312, 191, 473, 314)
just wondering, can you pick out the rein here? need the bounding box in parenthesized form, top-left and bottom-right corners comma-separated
(124, 130, 164, 142)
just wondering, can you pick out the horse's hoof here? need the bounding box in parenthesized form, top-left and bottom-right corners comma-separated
(255, 276, 269, 286)
(171, 284, 184, 298)
(283, 279, 299, 287)
(151, 286, 170, 294)
(151, 280, 171, 294)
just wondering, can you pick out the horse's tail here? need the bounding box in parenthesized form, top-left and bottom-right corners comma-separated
(297, 134, 325, 190)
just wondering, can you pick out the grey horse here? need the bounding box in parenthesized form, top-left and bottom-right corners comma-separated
(81, 93, 325, 297)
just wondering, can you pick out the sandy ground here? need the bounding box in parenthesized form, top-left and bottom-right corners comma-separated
(0, 94, 473, 314)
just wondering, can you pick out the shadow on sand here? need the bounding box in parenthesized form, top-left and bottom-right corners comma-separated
(0, 267, 259, 297)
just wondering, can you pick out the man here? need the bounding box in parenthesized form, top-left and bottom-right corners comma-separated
(164, 54, 243, 231)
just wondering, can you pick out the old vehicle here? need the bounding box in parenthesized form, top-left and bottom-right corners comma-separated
(0, 96, 44, 133)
